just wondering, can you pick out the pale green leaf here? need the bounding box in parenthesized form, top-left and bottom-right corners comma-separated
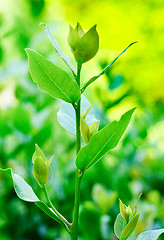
(32, 143, 46, 164)
(80, 118, 91, 143)
(136, 229, 164, 240)
(26, 49, 80, 103)
(33, 157, 48, 187)
(41, 23, 76, 75)
(57, 95, 97, 135)
(81, 42, 137, 93)
(76, 108, 135, 171)
(121, 213, 140, 240)
(0, 168, 64, 226)
(74, 25, 99, 63)
(75, 22, 85, 37)
(114, 213, 126, 239)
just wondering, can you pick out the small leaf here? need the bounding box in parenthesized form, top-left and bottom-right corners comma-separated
(26, 49, 80, 103)
(76, 108, 135, 171)
(114, 213, 126, 239)
(121, 213, 140, 240)
(136, 229, 164, 240)
(57, 95, 97, 135)
(89, 120, 100, 136)
(41, 23, 76, 75)
(74, 25, 99, 63)
(68, 25, 80, 51)
(0, 168, 64, 226)
(46, 155, 54, 168)
(32, 144, 46, 164)
(33, 157, 48, 188)
(81, 42, 137, 92)
(75, 22, 85, 37)
(119, 199, 128, 221)
(133, 193, 142, 216)
(80, 118, 91, 143)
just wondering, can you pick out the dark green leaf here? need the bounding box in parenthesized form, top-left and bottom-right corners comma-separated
(76, 108, 135, 171)
(81, 42, 137, 92)
(26, 49, 80, 103)
(114, 213, 126, 239)
(136, 229, 164, 240)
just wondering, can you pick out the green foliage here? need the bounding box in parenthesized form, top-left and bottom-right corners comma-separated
(76, 108, 135, 172)
(26, 49, 80, 103)
(114, 213, 126, 239)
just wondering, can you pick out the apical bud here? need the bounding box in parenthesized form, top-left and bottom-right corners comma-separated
(68, 23, 99, 64)
(89, 120, 100, 136)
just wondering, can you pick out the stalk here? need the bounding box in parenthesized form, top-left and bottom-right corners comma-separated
(43, 186, 71, 230)
(71, 63, 82, 240)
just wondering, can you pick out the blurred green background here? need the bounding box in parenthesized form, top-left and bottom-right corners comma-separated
(0, 0, 164, 239)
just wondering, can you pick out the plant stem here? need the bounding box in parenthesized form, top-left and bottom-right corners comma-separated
(71, 63, 82, 240)
(43, 186, 71, 229)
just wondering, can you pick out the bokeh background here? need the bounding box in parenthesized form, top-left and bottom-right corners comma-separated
(0, 0, 164, 239)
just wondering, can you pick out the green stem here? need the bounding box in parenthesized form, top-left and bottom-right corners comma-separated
(71, 63, 82, 240)
(43, 186, 71, 230)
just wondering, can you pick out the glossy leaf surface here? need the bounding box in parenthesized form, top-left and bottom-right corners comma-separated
(57, 95, 97, 135)
(76, 108, 135, 171)
(136, 229, 164, 240)
(26, 49, 80, 103)
(0, 168, 63, 225)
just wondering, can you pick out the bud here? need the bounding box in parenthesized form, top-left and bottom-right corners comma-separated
(68, 23, 99, 63)
(119, 199, 128, 221)
(126, 205, 133, 220)
(89, 120, 100, 136)
(32, 144, 54, 188)
(80, 118, 91, 143)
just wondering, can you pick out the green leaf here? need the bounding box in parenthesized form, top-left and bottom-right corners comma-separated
(119, 199, 128, 221)
(0, 168, 64, 226)
(80, 118, 91, 143)
(75, 22, 85, 37)
(74, 25, 99, 63)
(76, 108, 135, 171)
(26, 49, 80, 103)
(33, 157, 48, 187)
(57, 95, 97, 135)
(68, 25, 80, 51)
(81, 42, 137, 92)
(89, 120, 100, 136)
(133, 193, 142, 216)
(41, 23, 76, 75)
(136, 229, 164, 240)
(114, 213, 126, 239)
(121, 213, 140, 240)
(32, 143, 46, 164)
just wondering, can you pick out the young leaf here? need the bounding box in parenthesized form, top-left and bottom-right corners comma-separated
(57, 95, 97, 135)
(133, 193, 142, 216)
(74, 25, 99, 63)
(121, 213, 140, 240)
(41, 23, 76, 75)
(26, 49, 80, 103)
(80, 118, 91, 143)
(68, 25, 80, 51)
(75, 22, 85, 37)
(114, 213, 126, 239)
(33, 157, 48, 188)
(81, 42, 137, 93)
(119, 199, 128, 221)
(136, 229, 164, 240)
(89, 120, 100, 136)
(76, 108, 135, 171)
(32, 144, 46, 164)
(0, 168, 64, 226)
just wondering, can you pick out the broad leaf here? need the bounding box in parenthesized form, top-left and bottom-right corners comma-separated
(81, 42, 137, 92)
(136, 229, 164, 240)
(0, 168, 64, 226)
(26, 49, 80, 103)
(57, 95, 97, 135)
(76, 108, 135, 171)
(121, 213, 140, 240)
(114, 213, 126, 239)
(41, 23, 76, 75)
